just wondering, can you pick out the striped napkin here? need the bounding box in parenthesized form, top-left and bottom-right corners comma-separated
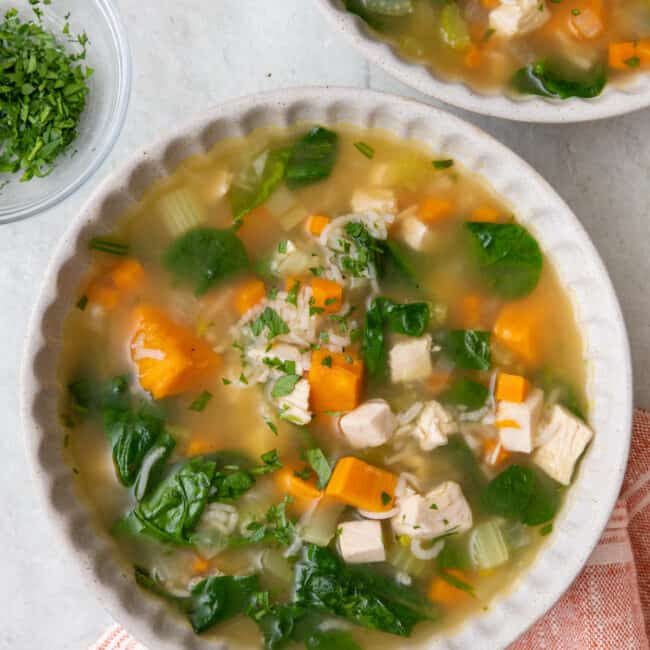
(91, 410, 650, 650)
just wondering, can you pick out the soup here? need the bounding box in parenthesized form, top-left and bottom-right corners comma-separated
(343, 0, 650, 99)
(59, 124, 593, 649)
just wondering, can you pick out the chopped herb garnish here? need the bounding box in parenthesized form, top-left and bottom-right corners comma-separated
(381, 491, 392, 506)
(239, 373, 249, 385)
(433, 159, 454, 170)
(286, 279, 300, 306)
(430, 503, 438, 510)
(354, 142, 375, 159)
(222, 377, 232, 385)
(268, 286, 279, 299)
(250, 307, 290, 339)
(304, 448, 332, 489)
(189, 391, 212, 412)
(309, 266, 325, 277)
(278, 240, 288, 254)
(76, 295, 88, 311)
(271, 374, 301, 398)
(571, 7, 581, 14)
(540, 523, 553, 536)
(88, 238, 129, 256)
(439, 570, 475, 596)
(294, 467, 313, 481)
(625, 56, 641, 68)
(321, 355, 333, 368)
(264, 419, 278, 435)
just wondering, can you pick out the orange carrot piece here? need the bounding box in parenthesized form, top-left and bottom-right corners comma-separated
(130, 305, 220, 399)
(483, 438, 511, 467)
(308, 350, 363, 413)
(471, 206, 500, 223)
(418, 197, 454, 224)
(428, 370, 452, 395)
(325, 457, 397, 512)
(464, 45, 482, 69)
(87, 259, 146, 309)
(495, 373, 530, 403)
(429, 570, 473, 605)
(493, 297, 544, 367)
(637, 40, 650, 67)
(193, 557, 210, 573)
(275, 465, 323, 512)
(311, 278, 343, 314)
(307, 215, 330, 237)
(234, 278, 266, 316)
(609, 42, 637, 70)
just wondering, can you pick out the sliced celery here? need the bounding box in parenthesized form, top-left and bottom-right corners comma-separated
(387, 543, 430, 577)
(160, 188, 206, 237)
(469, 520, 509, 570)
(440, 3, 470, 50)
(301, 499, 346, 547)
(364, 0, 413, 15)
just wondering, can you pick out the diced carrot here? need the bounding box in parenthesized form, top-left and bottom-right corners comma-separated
(325, 457, 397, 512)
(428, 370, 452, 395)
(308, 350, 364, 413)
(234, 278, 266, 316)
(609, 42, 638, 70)
(307, 215, 330, 237)
(193, 557, 210, 573)
(459, 293, 484, 329)
(311, 278, 343, 314)
(429, 570, 472, 606)
(130, 305, 221, 399)
(471, 206, 500, 223)
(275, 465, 322, 512)
(87, 259, 146, 309)
(480, 0, 499, 8)
(637, 39, 650, 67)
(495, 373, 530, 403)
(483, 438, 511, 467)
(187, 436, 220, 457)
(418, 197, 454, 224)
(464, 45, 482, 69)
(493, 297, 544, 367)
(496, 419, 521, 430)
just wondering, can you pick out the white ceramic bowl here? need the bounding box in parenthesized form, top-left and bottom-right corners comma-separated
(0, 0, 131, 224)
(20, 87, 632, 649)
(315, 0, 650, 123)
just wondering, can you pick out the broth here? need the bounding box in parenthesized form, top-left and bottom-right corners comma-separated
(59, 124, 591, 649)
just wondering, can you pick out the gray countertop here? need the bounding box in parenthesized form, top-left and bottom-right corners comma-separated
(1, 2, 648, 648)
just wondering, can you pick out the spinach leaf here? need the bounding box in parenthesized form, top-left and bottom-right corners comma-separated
(535, 367, 587, 421)
(362, 297, 431, 379)
(209, 449, 282, 501)
(342, 0, 392, 28)
(378, 239, 420, 288)
(102, 376, 175, 495)
(68, 377, 101, 413)
(441, 330, 491, 370)
(466, 222, 542, 299)
(230, 148, 291, 222)
(435, 434, 486, 509)
(248, 599, 306, 650)
(441, 378, 488, 411)
(285, 127, 338, 189)
(135, 566, 259, 633)
(483, 464, 561, 526)
(305, 630, 361, 650)
(512, 60, 607, 100)
(293, 544, 438, 636)
(163, 227, 249, 296)
(119, 457, 216, 545)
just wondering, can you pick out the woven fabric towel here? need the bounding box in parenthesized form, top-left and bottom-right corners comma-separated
(91, 410, 650, 650)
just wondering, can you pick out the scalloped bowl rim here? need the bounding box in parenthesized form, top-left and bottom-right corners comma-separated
(315, 0, 650, 123)
(20, 87, 632, 650)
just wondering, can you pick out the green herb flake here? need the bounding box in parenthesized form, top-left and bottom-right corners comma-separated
(540, 523, 554, 536)
(271, 374, 301, 398)
(304, 448, 332, 490)
(76, 295, 88, 311)
(189, 391, 212, 412)
(278, 239, 288, 254)
(321, 355, 333, 368)
(433, 159, 454, 170)
(625, 56, 641, 68)
(286, 279, 300, 306)
(88, 238, 129, 256)
(354, 142, 375, 159)
(381, 491, 392, 506)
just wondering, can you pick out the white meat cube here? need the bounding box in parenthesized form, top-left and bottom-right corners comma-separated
(392, 481, 473, 539)
(399, 215, 435, 252)
(340, 399, 397, 449)
(337, 520, 386, 563)
(533, 405, 593, 486)
(274, 378, 312, 426)
(389, 335, 433, 384)
(410, 401, 457, 451)
(496, 387, 544, 453)
(489, 0, 550, 38)
(351, 188, 397, 214)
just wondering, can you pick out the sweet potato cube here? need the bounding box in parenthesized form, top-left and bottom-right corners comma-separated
(325, 457, 397, 512)
(130, 305, 220, 399)
(87, 259, 146, 309)
(418, 198, 454, 224)
(275, 464, 322, 512)
(471, 206, 500, 223)
(311, 278, 343, 314)
(308, 350, 363, 413)
(609, 42, 637, 70)
(493, 298, 544, 367)
(307, 215, 330, 236)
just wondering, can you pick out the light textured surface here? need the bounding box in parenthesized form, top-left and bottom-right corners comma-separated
(0, 2, 647, 649)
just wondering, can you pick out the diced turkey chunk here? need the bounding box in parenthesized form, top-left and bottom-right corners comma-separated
(389, 335, 433, 384)
(351, 188, 397, 214)
(496, 387, 544, 453)
(533, 405, 593, 486)
(489, 0, 550, 38)
(399, 215, 435, 252)
(410, 401, 457, 451)
(392, 481, 473, 540)
(340, 399, 397, 449)
(274, 378, 312, 425)
(337, 520, 386, 564)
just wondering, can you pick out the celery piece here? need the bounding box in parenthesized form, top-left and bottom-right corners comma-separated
(364, 0, 413, 16)
(440, 3, 470, 50)
(468, 520, 509, 570)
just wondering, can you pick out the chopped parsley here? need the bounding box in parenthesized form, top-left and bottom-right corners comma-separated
(188, 391, 212, 412)
(433, 159, 454, 170)
(271, 374, 301, 398)
(625, 56, 641, 68)
(540, 523, 554, 536)
(278, 239, 288, 254)
(304, 448, 332, 489)
(88, 238, 129, 256)
(250, 307, 290, 339)
(76, 295, 88, 311)
(321, 355, 333, 368)
(381, 491, 392, 506)
(286, 279, 300, 306)
(353, 142, 375, 159)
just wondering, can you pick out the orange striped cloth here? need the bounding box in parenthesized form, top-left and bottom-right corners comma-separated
(91, 410, 650, 650)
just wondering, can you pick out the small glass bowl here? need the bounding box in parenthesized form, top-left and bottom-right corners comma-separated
(0, 0, 132, 224)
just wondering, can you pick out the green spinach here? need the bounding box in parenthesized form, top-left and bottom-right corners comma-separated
(466, 222, 542, 299)
(441, 377, 489, 411)
(512, 60, 607, 100)
(163, 227, 249, 296)
(285, 127, 338, 189)
(442, 329, 491, 370)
